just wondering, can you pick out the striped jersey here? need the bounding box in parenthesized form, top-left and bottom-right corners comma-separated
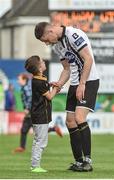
(21, 80, 32, 110)
(52, 26, 99, 85)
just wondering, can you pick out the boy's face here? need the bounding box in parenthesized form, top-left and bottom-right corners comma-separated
(18, 76, 26, 86)
(39, 59, 46, 72)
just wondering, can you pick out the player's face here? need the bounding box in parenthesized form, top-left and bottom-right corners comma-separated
(40, 30, 58, 45)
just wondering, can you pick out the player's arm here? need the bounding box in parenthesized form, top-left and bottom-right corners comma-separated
(76, 46, 93, 101)
(79, 46, 93, 85)
(43, 87, 57, 101)
(57, 59, 70, 88)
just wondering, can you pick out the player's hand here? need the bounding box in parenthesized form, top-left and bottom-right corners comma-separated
(50, 81, 62, 93)
(76, 84, 85, 101)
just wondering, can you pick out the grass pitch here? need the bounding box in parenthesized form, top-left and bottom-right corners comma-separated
(0, 134, 114, 179)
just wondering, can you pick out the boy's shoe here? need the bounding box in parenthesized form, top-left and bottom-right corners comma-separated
(82, 161, 93, 172)
(54, 126, 63, 137)
(31, 167, 47, 173)
(14, 147, 25, 153)
(68, 162, 83, 172)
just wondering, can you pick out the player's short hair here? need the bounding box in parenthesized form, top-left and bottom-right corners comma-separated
(34, 22, 50, 39)
(25, 55, 41, 75)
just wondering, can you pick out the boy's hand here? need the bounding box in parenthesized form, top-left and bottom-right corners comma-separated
(50, 82, 62, 93)
(49, 82, 59, 87)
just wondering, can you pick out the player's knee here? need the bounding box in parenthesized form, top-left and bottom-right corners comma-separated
(66, 118, 76, 128)
(75, 114, 85, 124)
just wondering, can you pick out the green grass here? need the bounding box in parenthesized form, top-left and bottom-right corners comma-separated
(0, 134, 114, 179)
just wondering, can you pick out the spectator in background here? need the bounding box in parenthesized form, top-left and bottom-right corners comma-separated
(0, 80, 5, 110)
(14, 73, 32, 152)
(14, 73, 63, 153)
(5, 83, 15, 111)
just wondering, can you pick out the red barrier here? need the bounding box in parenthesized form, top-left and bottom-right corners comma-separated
(8, 112, 25, 134)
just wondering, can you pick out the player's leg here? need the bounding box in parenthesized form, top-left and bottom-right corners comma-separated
(75, 107, 92, 171)
(66, 112, 84, 171)
(66, 85, 83, 171)
(75, 79, 99, 171)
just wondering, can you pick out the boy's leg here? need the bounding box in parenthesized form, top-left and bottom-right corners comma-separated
(31, 124, 48, 168)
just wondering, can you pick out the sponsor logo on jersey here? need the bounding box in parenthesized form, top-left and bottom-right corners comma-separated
(65, 51, 84, 71)
(80, 100, 87, 104)
(65, 51, 76, 63)
(74, 37, 85, 46)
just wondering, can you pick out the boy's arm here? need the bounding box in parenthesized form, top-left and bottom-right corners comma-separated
(43, 87, 57, 100)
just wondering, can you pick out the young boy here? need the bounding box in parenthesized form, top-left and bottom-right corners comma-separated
(14, 73, 63, 153)
(25, 55, 57, 173)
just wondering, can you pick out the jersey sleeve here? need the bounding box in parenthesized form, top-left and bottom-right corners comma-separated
(38, 81, 49, 95)
(69, 28, 88, 52)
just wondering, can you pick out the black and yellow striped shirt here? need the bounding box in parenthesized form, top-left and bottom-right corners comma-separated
(31, 75, 52, 124)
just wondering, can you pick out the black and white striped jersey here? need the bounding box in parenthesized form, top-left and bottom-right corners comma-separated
(52, 26, 99, 85)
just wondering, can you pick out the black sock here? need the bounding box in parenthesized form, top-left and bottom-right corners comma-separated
(78, 122, 91, 158)
(68, 127, 83, 163)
